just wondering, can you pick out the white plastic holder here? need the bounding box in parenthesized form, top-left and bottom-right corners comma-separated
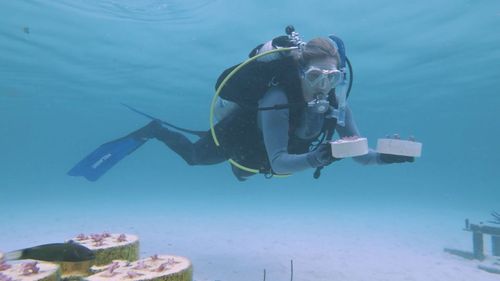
(330, 137, 369, 158)
(376, 138, 422, 157)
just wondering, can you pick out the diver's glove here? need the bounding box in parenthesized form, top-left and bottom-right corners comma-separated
(379, 153, 415, 164)
(307, 143, 341, 168)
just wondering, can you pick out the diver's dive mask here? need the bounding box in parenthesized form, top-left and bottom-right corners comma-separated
(302, 66, 349, 124)
(303, 66, 342, 92)
(303, 65, 346, 116)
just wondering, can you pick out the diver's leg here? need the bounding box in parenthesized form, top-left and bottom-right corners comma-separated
(136, 121, 225, 165)
(190, 133, 227, 165)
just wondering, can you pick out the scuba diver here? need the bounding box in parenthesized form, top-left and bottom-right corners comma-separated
(68, 26, 415, 182)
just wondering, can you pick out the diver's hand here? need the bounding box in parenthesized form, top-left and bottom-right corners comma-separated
(307, 143, 341, 168)
(379, 153, 415, 164)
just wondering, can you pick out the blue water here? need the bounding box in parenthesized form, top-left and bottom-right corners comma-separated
(1, 1, 499, 280)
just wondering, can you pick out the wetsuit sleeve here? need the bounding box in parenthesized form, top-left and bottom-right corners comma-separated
(335, 106, 384, 165)
(258, 88, 317, 174)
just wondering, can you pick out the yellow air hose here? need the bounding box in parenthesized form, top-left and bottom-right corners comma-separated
(209, 47, 298, 175)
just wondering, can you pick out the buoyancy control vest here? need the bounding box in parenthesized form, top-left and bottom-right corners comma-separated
(215, 37, 303, 109)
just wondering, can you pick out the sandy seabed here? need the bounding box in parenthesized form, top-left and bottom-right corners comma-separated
(1, 206, 498, 281)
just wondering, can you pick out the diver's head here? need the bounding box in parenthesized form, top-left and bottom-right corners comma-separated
(298, 38, 341, 102)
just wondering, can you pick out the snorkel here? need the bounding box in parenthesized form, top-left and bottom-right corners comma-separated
(326, 35, 352, 126)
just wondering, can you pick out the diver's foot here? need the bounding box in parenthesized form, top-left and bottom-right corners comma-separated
(130, 120, 164, 140)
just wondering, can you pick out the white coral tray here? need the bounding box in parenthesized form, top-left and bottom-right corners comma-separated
(376, 138, 422, 157)
(329, 137, 369, 158)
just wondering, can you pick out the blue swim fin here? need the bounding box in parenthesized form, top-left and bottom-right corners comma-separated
(69, 104, 204, 182)
(67, 134, 148, 181)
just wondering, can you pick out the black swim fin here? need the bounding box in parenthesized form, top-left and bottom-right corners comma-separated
(121, 103, 207, 138)
(67, 131, 148, 182)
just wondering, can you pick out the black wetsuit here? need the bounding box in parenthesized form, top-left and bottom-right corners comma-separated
(147, 86, 385, 180)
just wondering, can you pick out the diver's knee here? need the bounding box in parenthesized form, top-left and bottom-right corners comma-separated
(183, 151, 199, 166)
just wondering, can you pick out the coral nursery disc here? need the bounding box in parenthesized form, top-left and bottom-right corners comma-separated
(71, 233, 140, 266)
(71, 234, 139, 251)
(0, 260, 60, 281)
(85, 255, 192, 281)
